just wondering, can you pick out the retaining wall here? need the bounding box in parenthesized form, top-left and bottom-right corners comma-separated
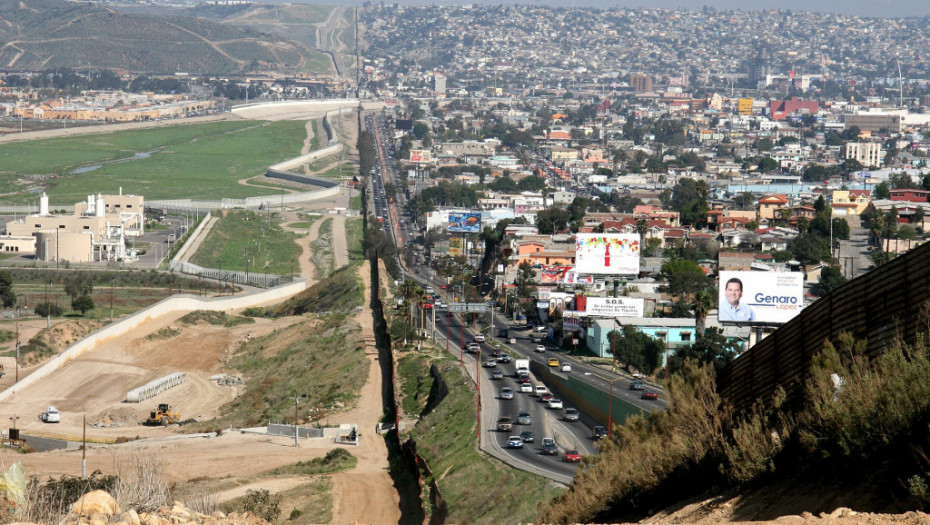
(531, 360, 644, 428)
(0, 278, 306, 402)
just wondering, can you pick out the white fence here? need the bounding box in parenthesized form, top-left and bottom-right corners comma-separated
(126, 372, 187, 403)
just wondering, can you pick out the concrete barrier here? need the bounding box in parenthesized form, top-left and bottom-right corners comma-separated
(126, 372, 187, 403)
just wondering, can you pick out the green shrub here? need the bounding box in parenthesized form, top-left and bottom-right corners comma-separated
(238, 489, 280, 522)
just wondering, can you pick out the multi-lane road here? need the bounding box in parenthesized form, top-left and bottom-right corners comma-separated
(364, 112, 666, 482)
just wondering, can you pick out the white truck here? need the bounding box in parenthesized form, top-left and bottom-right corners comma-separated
(39, 406, 61, 423)
(515, 359, 530, 377)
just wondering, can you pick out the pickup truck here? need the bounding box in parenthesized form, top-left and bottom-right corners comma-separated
(496, 417, 513, 432)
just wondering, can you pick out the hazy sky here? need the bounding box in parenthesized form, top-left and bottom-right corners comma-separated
(327, 0, 930, 18)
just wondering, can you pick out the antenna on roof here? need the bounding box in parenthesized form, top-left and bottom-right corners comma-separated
(896, 58, 904, 108)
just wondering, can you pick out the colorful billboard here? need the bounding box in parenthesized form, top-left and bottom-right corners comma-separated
(449, 237, 464, 257)
(718, 271, 804, 324)
(448, 212, 481, 233)
(575, 234, 641, 275)
(410, 149, 432, 163)
(541, 266, 572, 283)
(584, 297, 645, 318)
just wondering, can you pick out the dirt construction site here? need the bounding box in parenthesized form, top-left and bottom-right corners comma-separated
(0, 109, 401, 524)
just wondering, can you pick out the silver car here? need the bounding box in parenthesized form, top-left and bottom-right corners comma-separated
(500, 387, 514, 400)
(563, 408, 580, 422)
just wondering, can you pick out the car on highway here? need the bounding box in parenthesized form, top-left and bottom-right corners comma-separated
(534, 385, 548, 397)
(517, 411, 532, 425)
(540, 392, 554, 402)
(466, 343, 479, 353)
(540, 437, 558, 455)
(506, 435, 524, 449)
(483, 359, 497, 368)
(490, 349, 503, 358)
(629, 380, 646, 390)
(500, 387, 514, 400)
(563, 450, 582, 462)
(563, 408, 580, 421)
(474, 333, 485, 343)
(519, 382, 533, 393)
(561, 362, 572, 373)
(535, 344, 546, 353)
(497, 417, 513, 432)
(532, 336, 543, 343)
(547, 358, 560, 367)
(592, 426, 608, 440)
(491, 369, 504, 380)
(548, 398, 564, 410)
(497, 353, 511, 363)
(516, 375, 531, 384)
(499, 329, 508, 338)
(520, 430, 535, 443)
(642, 391, 659, 400)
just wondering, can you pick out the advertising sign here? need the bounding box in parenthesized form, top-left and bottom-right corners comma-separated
(585, 297, 645, 318)
(541, 266, 572, 283)
(449, 237, 464, 257)
(575, 234, 641, 275)
(718, 271, 804, 324)
(737, 97, 754, 115)
(448, 212, 481, 233)
(410, 149, 432, 163)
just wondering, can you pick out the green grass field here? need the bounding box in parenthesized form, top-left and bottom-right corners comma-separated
(189, 210, 300, 276)
(0, 120, 309, 203)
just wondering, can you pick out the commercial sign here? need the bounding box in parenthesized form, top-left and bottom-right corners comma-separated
(584, 297, 645, 318)
(448, 212, 481, 233)
(448, 302, 488, 313)
(410, 149, 432, 163)
(575, 234, 641, 275)
(737, 97, 754, 116)
(541, 265, 572, 283)
(718, 271, 804, 324)
(449, 237, 464, 257)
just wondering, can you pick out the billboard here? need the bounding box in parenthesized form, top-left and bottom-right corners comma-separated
(575, 234, 641, 275)
(718, 271, 804, 324)
(737, 97, 754, 116)
(541, 266, 572, 283)
(448, 212, 481, 233)
(449, 237, 463, 257)
(410, 149, 432, 163)
(584, 297, 645, 318)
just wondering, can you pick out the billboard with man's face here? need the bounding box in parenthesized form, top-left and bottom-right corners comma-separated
(718, 271, 804, 324)
(575, 234, 641, 275)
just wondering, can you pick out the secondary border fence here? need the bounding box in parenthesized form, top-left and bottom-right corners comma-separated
(717, 239, 930, 413)
(168, 260, 282, 288)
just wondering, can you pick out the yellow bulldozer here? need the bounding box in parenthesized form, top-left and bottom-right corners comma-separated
(144, 403, 180, 426)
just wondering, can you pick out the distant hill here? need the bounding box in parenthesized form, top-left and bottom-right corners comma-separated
(0, 0, 325, 74)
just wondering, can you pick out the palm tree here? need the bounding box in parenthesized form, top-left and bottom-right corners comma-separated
(398, 280, 424, 345)
(693, 290, 714, 340)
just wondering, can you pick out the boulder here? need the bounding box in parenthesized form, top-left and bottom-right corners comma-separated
(70, 490, 121, 517)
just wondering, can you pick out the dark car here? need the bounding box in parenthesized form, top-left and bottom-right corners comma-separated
(540, 437, 558, 455)
(592, 426, 608, 440)
(563, 450, 582, 462)
(642, 391, 659, 400)
(499, 329, 509, 338)
(520, 430, 535, 443)
(629, 380, 645, 391)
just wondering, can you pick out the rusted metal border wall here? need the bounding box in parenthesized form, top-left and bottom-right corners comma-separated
(717, 240, 930, 412)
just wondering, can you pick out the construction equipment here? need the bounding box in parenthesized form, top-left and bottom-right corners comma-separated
(143, 403, 180, 426)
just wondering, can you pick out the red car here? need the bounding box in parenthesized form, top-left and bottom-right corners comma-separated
(540, 393, 554, 402)
(440, 284, 448, 289)
(563, 450, 582, 462)
(516, 376, 531, 384)
(641, 391, 659, 400)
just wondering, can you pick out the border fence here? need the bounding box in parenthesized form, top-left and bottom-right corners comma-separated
(717, 239, 930, 413)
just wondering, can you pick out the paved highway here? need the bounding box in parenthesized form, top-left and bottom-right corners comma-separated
(365, 111, 668, 482)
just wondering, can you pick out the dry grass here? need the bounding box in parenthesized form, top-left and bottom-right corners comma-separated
(542, 328, 930, 523)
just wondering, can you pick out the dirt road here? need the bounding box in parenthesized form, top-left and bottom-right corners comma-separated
(326, 261, 401, 524)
